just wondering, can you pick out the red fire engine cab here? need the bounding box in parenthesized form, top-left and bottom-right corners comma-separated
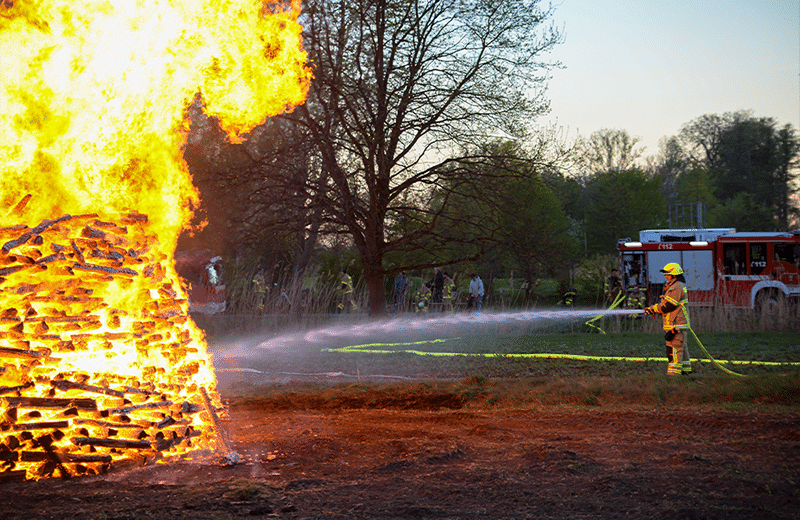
(617, 228, 800, 314)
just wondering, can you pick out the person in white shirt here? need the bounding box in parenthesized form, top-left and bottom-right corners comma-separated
(469, 273, 484, 312)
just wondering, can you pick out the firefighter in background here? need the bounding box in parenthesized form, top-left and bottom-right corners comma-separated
(644, 263, 692, 376)
(604, 268, 623, 306)
(415, 282, 432, 313)
(338, 269, 358, 313)
(626, 286, 646, 309)
(559, 287, 576, 307)
(442, 272, 455, 313)
(252, 268, 266, 311)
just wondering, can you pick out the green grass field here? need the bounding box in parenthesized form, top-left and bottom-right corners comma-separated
(213, 329, 800, 411)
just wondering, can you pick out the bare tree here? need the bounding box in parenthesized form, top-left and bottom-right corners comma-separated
(288, 0, 563, 315)
(573, 128, 644, 176)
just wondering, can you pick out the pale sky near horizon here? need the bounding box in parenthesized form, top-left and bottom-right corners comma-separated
(541, 0, 800, 159)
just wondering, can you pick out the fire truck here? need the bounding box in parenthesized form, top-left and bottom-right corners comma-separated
(616, 228, 800, 314)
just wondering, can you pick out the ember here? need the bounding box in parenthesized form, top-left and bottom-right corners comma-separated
(1, 0, 309, 480)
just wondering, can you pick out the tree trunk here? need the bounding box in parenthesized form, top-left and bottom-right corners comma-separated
(364, 267, 387, 317)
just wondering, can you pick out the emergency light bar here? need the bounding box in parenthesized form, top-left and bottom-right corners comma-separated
(689, 241, 709, 247)
(623, 242, 642, 247)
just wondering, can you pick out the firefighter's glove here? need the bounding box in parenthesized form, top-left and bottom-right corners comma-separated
(643, 306, 656, 317)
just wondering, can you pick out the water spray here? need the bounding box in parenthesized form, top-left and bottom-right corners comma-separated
(245, 304, 795, 377)
(256, 307, 643, 351)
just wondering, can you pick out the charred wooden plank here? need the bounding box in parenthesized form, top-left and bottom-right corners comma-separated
(73, 418, 154, 429)
(0, 346, 50, 359)
(31, 215, 73, 235)
(1, 233, 32, 254)
(154, 428, 202, 452)
(19, 451, 48, 462)
(3, 397, 97, 410)
(61, 453, 112, 463)
(155, 416, 189, 429)
(40, 315, 100, 323)
(201, 387, 231, 453)
(3, 420, 69, 431)
(11, 194, 32, 214)
(91, 220, 128, 234)
(121, 212, 148, 224)
(105, 400, 173, 415)
(51, 380, 125, 398)
(0, 265, 29, 276)
(0, 470, 27, 482)
(70, 239, 85, 264)
(35, 252, 64, 265)
(72, 263, 137, 276)
(81, 225, 107, 240)
(0, 381, 35, 395)
(70, 436, 151, 449)
(123, 386, 161, 396)
(0, 224, 29, 235)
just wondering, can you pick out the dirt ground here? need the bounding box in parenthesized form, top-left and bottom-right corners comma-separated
(2, 391, 799, 520)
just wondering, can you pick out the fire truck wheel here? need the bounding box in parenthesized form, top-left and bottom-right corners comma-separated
(755, 290, 785, 319)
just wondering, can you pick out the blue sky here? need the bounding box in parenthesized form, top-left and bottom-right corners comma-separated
(542, 0, 800, 158)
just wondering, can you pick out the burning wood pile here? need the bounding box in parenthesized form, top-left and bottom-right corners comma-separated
(0, 211, 226, 481)
(1, 0, 310, 481)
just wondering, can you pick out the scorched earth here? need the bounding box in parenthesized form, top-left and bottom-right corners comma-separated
(1, 385, 798, 520)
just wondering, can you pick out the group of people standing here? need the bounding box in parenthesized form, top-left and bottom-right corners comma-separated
(394, 268, 484, 314)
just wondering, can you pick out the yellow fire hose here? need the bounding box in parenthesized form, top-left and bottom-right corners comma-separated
(324, 338, 798, 370)
(585, 291, 627, 334)
(320, 292, 795, 376)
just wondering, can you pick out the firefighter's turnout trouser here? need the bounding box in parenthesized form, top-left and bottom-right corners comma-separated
(665, 328, 691, 376)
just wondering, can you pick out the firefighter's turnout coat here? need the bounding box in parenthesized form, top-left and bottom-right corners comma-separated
(650, 278, 690, 331)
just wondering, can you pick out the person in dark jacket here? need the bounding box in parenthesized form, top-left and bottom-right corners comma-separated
(432, 267, 444, 304)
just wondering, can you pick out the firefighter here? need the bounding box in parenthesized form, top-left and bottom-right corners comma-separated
(337, 269, 358, 313)
(252, 268, 266, 311)
(604, 268, 623, 306)
(559, 287, 576, 308)
(626, 286, 646, 309)
(442, 272, 456, 313)
(644, 263, 692, 375)
(415, 283, 432, 313)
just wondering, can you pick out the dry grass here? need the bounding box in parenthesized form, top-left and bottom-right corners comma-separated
(226, 371, 800, 413)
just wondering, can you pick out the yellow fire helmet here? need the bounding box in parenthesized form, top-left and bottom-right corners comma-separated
(660, 262, 683, 276)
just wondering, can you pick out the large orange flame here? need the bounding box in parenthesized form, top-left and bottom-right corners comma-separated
(1, 0, 310, 235)
(0, 0, 310, 479)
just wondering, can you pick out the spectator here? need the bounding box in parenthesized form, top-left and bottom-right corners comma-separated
(469, 273, 484, 312)
(394, 271, 411, 312)
(432, 267, 444, 304)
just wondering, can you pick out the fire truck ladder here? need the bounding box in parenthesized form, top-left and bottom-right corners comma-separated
(668, 201, 705, 229)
